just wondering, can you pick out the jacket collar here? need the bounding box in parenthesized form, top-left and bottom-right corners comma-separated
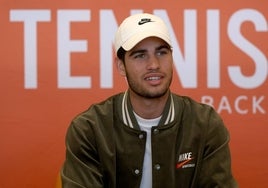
(121, 90, 175, 129)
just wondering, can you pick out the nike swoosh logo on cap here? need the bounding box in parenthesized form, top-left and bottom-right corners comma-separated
(138, 18, 154, 25)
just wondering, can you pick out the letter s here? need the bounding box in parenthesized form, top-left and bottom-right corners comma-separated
(228, 9, 267, 89)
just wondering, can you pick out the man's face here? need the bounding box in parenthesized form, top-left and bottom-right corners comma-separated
(118, 37, 173, 99)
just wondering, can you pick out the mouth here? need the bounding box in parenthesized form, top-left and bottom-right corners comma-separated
(145, 76, 161, 81)
(144, 74, 164, 85)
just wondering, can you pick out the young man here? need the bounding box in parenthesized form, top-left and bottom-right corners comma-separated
(61, 13, 238, 188)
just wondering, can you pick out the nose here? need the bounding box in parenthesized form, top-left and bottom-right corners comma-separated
(147, 55, 160, 70)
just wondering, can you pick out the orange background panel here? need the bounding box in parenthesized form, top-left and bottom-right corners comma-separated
(0, 0, 267, 187)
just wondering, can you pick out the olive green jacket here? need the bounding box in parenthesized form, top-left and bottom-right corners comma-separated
(61, 91, 237, 188)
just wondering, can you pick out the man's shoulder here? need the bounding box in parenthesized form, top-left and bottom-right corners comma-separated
(171, 93, 226, 135)
(171, 93, 219, 121)
(68, 92, 124, 132)
(76, 92, 124, 119)
(172, 93, 212, 110)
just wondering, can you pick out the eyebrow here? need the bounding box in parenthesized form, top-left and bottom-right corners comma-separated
(128, 44, 171, 57)
(156, 44, 171, 51)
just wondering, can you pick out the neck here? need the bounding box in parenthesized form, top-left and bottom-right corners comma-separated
(129, 90, 170, 119)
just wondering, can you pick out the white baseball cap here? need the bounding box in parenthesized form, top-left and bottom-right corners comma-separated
(114, 13, 172, 53)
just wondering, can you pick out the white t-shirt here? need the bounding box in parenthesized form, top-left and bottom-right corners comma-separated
(134, 112, 161, 188)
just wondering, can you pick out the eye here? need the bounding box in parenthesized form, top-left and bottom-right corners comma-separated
(134, 53, 146, 59)
(156, 49, 169, 56)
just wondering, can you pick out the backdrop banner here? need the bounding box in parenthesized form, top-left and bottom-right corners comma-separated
(1, 0, 267, 187)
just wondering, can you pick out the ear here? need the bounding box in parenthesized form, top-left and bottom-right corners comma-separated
(116, 57, 126, 76)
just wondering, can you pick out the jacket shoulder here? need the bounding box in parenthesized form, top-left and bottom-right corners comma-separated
(172, 93, 215, 116)
(172, 93, 225, 131)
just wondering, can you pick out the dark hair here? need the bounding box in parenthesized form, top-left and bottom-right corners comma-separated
(117, 47, 126, 62)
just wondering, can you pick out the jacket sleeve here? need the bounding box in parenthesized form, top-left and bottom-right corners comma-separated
(197, 109, 238, 188)
(61, 116, 104, 188)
